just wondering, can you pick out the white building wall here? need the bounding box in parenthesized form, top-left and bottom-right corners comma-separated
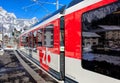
(0, 33, 2, 41)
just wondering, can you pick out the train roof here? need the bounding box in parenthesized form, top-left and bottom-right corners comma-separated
(32, 5, 66, 27)
(20, 0, 86, 36)
(67, 0, 83, 8)
(32, 0, 84, 27)
(31, 0, 85, 28)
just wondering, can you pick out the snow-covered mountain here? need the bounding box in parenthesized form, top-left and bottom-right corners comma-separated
(0, 7, 38, 36)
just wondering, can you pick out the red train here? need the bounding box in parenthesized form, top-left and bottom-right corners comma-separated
(19, 0, 120, 82)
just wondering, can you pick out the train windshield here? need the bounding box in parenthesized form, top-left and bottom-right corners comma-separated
(82, 1, 120, 79)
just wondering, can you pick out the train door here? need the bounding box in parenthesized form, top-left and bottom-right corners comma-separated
(43, 25, 54, 70)
(39, 23, 65, 80)
(37, 28, 46, 65)
(60, 16, 65, 80)
(32, 31, 38, 61)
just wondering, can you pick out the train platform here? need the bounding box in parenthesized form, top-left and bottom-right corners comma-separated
(0, 50, 36, 83)
(0, 50, 58, 83)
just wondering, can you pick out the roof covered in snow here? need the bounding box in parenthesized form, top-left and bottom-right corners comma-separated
(82, 32, 100, 37)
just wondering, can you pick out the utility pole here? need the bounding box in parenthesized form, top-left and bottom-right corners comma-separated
(56, 0, 59, 10)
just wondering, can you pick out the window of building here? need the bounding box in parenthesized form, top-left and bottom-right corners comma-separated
(82, 1, 120, 79)
(44, 25, 54, 47)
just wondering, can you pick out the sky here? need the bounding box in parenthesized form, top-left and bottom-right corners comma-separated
(0, 0, 72, 19)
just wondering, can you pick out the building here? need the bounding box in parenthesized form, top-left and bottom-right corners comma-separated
(4, 34, 9, 46)
(0, 33, 2, 41)
(0, 33, 2, 47)
(98, 25, 120, 48)
(82, 32, 100, 48)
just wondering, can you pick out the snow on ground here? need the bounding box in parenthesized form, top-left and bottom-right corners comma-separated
(83, 52, 120, 66)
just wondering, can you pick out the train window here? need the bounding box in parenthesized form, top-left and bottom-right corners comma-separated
(25, 34, 29, 47)
(51, 35, 53, 39)
(21, 35, 26, 46)
(44, 25, 54, 47)
(33, 31, 37, 48)
(82, 1, 120, 79)
(21, 34, 28, 47)
(29, 32, 33, 48)
(37, 29, 43, 46)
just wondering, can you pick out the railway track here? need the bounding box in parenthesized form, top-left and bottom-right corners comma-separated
(0, 50, 36, 83)
(14, 50, 59, 83)
(0, 50, 59, 83)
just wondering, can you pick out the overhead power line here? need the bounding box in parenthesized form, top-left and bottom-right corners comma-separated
(22, 0, 63, 12)
(22, 3, 37, 12)
(33, 0, 64, 10)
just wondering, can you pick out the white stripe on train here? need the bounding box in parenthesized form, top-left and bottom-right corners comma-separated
(65, 0, 102, 15)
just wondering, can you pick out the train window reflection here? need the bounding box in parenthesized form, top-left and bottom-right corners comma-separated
(82, 1, 120, 79)
(44, 25, 54, 47)
(37, 29, 43, 46)
(29, 32, 33, 48)
(25, 34, 29, 47)
(21, 35, 26, 46)
(33, 31, 37, 48)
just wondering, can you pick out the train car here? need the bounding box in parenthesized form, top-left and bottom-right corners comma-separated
(19, 0, 120, 83)
(19, 5, 66, 81)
